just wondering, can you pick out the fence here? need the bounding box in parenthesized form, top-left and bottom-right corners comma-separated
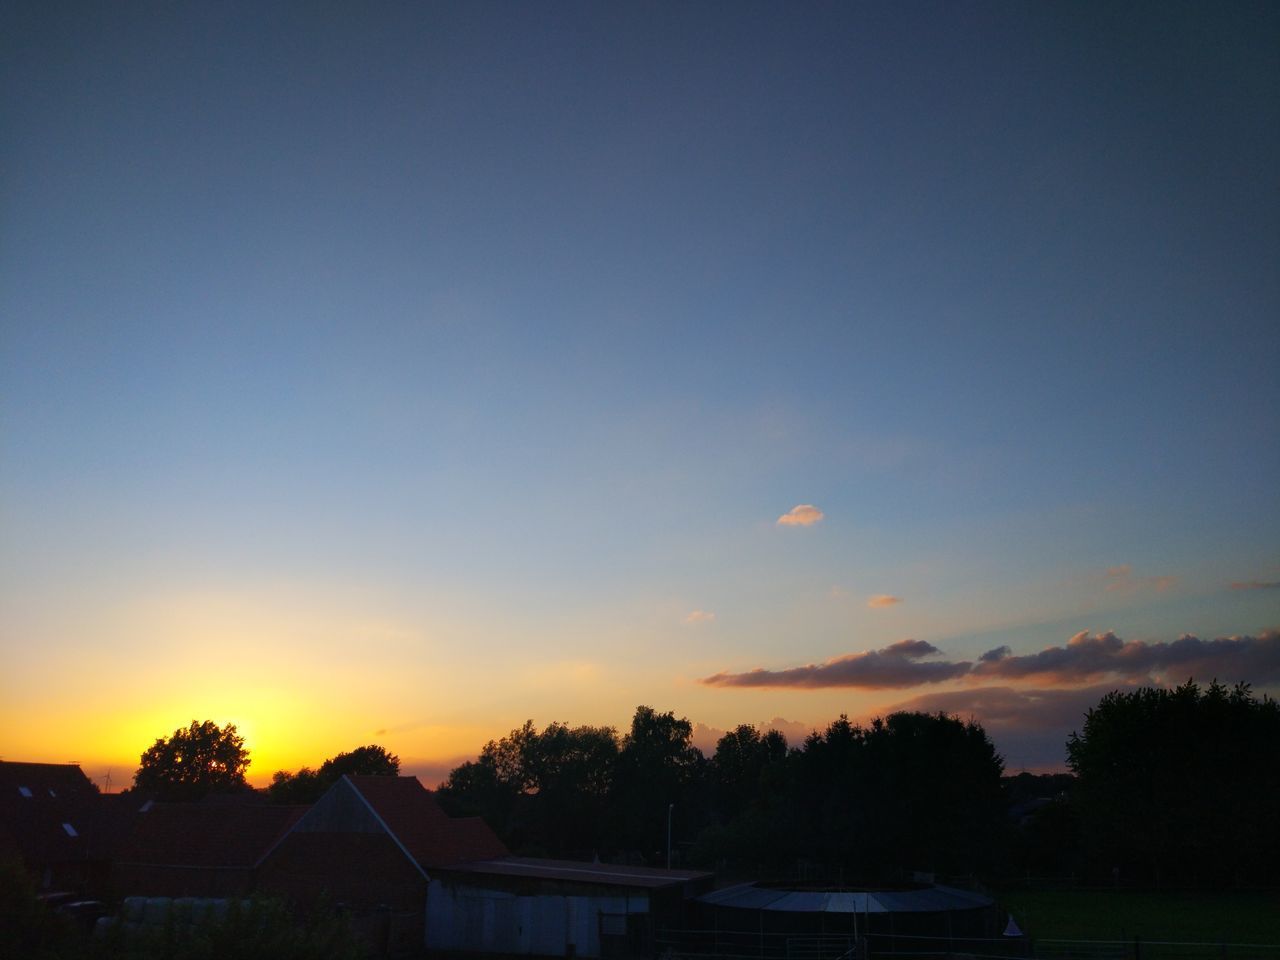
(1031, 939, 1280, 960)
(655, 928, 1280, 960)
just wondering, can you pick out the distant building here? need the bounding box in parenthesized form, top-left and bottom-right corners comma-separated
(0, 761, 108, 892)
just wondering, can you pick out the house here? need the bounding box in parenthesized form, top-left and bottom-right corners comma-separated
(0, 761, 107, 892)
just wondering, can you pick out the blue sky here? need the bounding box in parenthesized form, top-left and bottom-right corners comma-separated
(2, 2, 1277, 782)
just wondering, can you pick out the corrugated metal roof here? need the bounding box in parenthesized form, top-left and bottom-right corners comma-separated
(763, 891, 828, 912)
(701, 884, 790, 909)
(449, 857, 712, 889)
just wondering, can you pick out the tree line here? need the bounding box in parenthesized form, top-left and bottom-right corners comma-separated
(434, 706, 1007, 880)
(131, 679, 1279, 888)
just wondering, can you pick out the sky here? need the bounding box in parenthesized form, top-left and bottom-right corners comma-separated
(2, 2, 1278, 788)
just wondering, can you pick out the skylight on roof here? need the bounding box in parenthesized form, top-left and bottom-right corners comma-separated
(18, 786, 32, 798)
(62, 823, 78, 837)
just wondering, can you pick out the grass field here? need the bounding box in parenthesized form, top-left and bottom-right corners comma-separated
(996, 888, 1280, 944)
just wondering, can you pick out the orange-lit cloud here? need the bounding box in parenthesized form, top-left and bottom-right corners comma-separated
(867, 594, 903, 608)
(1230, 579, 1280, 591)
(684, 609, 716, 624)
(1103, 564, 1177, 594)
(701, 639, 971, 689)
(777, 504, 824, 527)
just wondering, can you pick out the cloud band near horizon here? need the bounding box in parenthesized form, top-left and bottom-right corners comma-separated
(700, 629, 1280, 690)
(701, 638, 972, 689)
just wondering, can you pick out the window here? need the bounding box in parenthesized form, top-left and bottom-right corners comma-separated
(18, 786, 32, 798)
(62, 823, 78, 837)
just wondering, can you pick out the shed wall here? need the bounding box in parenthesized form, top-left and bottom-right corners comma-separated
(427, 879, 649, 958)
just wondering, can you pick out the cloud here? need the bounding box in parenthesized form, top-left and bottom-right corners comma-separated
(867, 594, 903, 608)
(684, 609, 716, 624)
(971, 629, 1280, 685)
(701, 628, 1280, 694)
(1103, 564, 1177, 594)
(1230, 580, 1280, 591)
(777, 504, 824, 527)
(701, 639, 972, 690)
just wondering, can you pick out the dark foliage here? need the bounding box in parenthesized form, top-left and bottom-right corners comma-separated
(784, 712, 1006, 878)
(1, 857, 88, 960)
(437, 719, 621, 857)
(440, 706, 1006, 878)
(267, 745, 400, 804)
(1067, 679, 1280, 886)
(133, 720, 251, 801)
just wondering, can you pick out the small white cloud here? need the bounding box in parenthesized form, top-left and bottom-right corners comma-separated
(867, 594, 904, 609)
(684, 610, 716, 624)
(777, 504, 824, 527)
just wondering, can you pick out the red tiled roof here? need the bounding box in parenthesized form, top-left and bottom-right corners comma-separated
(345, 776, 508, 868)
(117, 802, 308, 868)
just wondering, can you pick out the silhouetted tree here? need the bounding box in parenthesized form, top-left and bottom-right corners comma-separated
(787, 712, 1005, 879)
(525, 722, 618, 856)
(267, 744, 399, 803)
(441, 706, 1009, 877)
(134, 720, 250, 800)
(710, 724, 789, 823)
(1068, 679, 1280, 886)
(692, 724, 795, 871)
(437, 720, 620, 857)
(612, 706, 706, 859)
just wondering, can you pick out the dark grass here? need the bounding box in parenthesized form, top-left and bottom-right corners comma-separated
(997, 889, 1280, 944)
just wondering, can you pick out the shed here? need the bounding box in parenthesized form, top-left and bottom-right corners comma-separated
(427, 857, 714, 958)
